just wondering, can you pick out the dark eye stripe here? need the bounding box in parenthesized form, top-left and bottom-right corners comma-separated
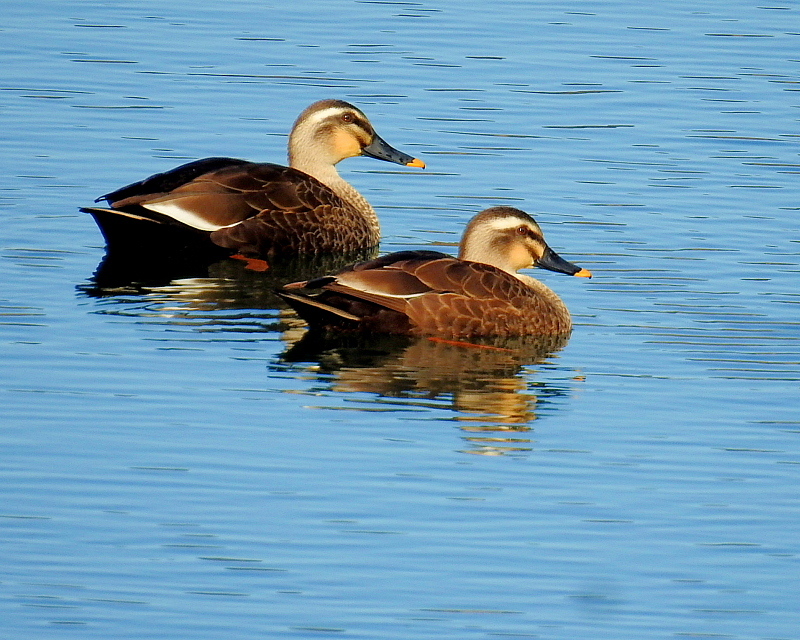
(350, 115, 372, 132)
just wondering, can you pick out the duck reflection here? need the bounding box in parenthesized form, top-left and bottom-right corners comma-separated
(80, 245, 376, 309)
(281, 331, 573, 455)
(77, 249, 576, 457)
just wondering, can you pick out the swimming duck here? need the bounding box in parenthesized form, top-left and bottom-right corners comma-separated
(81, 99, 425, 258)
(278, 206, 592, 338)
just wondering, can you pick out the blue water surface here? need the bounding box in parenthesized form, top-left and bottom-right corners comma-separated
(2, 1, 799, 639)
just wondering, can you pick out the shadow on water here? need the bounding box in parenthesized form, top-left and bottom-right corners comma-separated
(78, 245, 377, 307)
(280, 331, 575, 455)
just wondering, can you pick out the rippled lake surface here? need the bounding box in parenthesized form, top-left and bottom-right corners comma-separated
(2, 1, 799, 638)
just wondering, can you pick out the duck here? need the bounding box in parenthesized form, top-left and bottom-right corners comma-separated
(81, 99, 425, 259)
(277, 206, 592, 338)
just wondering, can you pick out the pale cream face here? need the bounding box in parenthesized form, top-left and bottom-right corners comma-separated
(488, 218, 547, 270)
(330, 125, 368, 160)
(301, 106, 374, 163)
(507, 239, 538, 270)
(460, 211, 549, 273)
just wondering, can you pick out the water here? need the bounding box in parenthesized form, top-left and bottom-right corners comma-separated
(2, 1, 799, 638)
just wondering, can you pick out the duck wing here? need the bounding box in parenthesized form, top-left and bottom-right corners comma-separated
(335, 256, 531, 304)
(278, 251, 447, 332)
(397, 259, 551, 336)
(95, 160, 379, 256)
(97, 157, 251, 205)
(330, 257, 569, 336)
(208, 165, 379, 256)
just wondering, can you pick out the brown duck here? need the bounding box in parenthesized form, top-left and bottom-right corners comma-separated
(81, 99, 425, 258)
(278, 206, 592, 338)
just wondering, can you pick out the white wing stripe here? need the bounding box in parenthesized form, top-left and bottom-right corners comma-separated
(144, 202, 239, 231)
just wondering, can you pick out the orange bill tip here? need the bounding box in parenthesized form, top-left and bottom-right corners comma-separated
(574, 268, 593, 279)
(405, 158, 426, 169)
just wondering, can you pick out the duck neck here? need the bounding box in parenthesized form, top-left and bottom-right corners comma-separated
(289, 144, 379, 232)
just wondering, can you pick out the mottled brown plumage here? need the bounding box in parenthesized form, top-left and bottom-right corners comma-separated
(278, 207, 592, 338)
(81, 99, 424, 258)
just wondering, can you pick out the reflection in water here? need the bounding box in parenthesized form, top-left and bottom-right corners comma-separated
(281, 331, 574, 456)
(77, 248, 577, 456)
(75, 248, 377, 345)
(79, 246, 377, 308)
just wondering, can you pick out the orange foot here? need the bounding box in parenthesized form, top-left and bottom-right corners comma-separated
(231, 254, 270, 272)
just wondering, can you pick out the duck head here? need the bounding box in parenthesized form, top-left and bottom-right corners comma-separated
(459, 206, 592, 278)
(288, 99, 425, 169)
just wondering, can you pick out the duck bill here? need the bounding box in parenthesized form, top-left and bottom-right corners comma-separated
(536, 247, 592, 278)
(362, 134, 425, 168)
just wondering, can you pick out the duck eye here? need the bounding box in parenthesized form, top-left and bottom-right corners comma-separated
(341, 112, 355, 124)
(516, 226, 528, 236)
